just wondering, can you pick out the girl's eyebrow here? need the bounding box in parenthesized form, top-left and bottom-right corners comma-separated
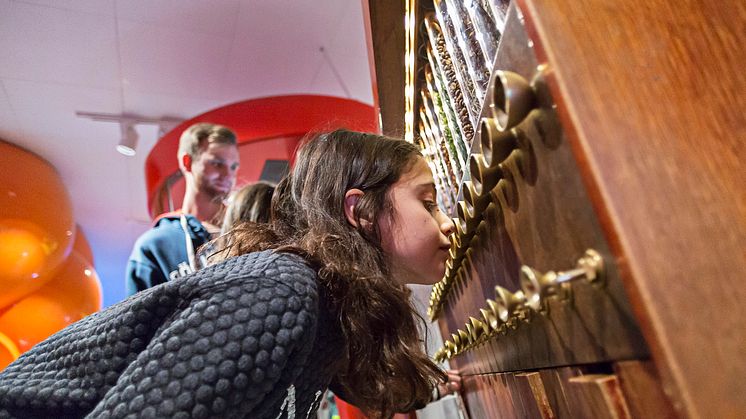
(415, 182, 437, 195)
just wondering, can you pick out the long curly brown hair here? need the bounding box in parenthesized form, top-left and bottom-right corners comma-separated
(218, 129, 446, 417)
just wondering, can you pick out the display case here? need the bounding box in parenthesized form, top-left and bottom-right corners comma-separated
(363, 0, 746, 417)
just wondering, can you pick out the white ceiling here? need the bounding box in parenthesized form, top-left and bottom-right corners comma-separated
(0, 0, 374, 307)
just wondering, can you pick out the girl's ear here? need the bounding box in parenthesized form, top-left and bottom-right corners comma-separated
(344, 189, 365, 228)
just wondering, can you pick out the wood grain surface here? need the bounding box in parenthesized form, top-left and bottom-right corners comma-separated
(518, 0, 746, 416)
(438, 2, 647, 376)
(361, 0, 406, 136)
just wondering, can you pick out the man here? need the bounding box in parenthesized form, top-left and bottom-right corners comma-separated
(126, 123, 240, 295)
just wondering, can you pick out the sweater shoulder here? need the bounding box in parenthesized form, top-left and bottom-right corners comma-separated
(178, 250, 319, 300)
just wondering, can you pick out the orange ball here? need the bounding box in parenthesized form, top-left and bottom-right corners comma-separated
(0, 141, 74, 308)
(0, 252, 102, 353)
(72, 225, 94, 265)
(0, 220, 62, 309)
(0, 331, 20, 371)
(0, 224, 48, 282)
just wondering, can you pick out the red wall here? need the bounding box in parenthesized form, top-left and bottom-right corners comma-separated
(145, 95, 378, 218)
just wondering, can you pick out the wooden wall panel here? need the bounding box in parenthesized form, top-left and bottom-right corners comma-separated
(366, 0, 744, 417)
(518, 0, 746, 416)
(613, 361, 676, 419)
(437, 1, 647, 376)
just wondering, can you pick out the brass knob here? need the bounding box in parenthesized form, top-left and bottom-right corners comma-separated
(473, 208, 494, 239)
(576, 249, 604, 282)
(448, 230, 468, 265)
(491, 70, 536, 131)
(460, 184, 484, 232)
(470, 152, 507, 197)
(492, 170, 519, 213)
(463, 179, 487, 220)
(466, 227, 487, 254)
(464, 322, 476, 348)
(484, 299, 506, 334)
(451, 245, 467, 267)
(454, 218, 468, 248)
(451, 333, 461, 352)
(479, 117, 518, 168)
(458, 329, 471, 349)
(520, 249, 605, 312)
(479, 306, 501, 336)
(520, 266, 567, 312)
(495, 286, 529, 323)
(529, 65, 563, 150)
(512, 130, 538, 186)
(456, 201, 476, 240)
(483, 201, 503, 227)
(469, 316, 490, 343)
(465, 322, 475, 342)
(432, 281, 445, 297)
(451, 219, 462, 248)
(444, 340, 456, 358)
(448, 232, 458, 254)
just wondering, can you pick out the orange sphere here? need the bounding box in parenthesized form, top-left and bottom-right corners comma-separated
(72, 225, 94, 265)
(0, 141, 74, 308)
(0, 224, 48, 282)
(0, 331, 20, 371)
(0, 252, 102, 353)
(0, 220, 63, 309)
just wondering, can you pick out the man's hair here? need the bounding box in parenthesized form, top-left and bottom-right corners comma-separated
(177, 123, 237, 160)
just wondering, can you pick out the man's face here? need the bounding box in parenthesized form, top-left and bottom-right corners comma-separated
(189, 142, 240, 199)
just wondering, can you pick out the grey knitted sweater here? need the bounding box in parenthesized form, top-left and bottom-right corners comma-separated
(0, 250, 345, 418)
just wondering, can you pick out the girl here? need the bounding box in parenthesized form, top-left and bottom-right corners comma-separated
(195, 181, 276, 269)
(0, 129, 459, 418)
(220, 181, 275, 234)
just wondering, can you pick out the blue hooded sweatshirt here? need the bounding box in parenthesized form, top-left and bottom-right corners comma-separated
(125, 212, 211, 296)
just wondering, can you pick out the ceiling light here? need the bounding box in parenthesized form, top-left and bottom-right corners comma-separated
(117, 123, 138, 156)
(76, 111, 183, 157)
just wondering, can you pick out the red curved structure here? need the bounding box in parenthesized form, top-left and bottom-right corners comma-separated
(145, 95, 378, 218)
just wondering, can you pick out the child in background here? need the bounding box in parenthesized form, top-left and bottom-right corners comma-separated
(0, 129, 460, 418)
(195, 181, 275, 268)
(221, 181, 275, 234)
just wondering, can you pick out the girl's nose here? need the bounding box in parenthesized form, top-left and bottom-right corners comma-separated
(439, 213, 455, 237)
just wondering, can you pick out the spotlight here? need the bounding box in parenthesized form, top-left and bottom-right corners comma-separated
(117, 123, 138, 156)
(75, 111, 183, 157)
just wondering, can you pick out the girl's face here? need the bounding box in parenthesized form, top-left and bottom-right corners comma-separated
(378, 157, 454, 285)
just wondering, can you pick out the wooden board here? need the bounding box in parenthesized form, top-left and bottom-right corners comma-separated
(613, 360, 676, 419)
(438, 2, 647, 376)
(518, 0, 746, 416)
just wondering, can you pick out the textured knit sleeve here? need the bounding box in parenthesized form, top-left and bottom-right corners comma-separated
(89, 252, 320, 418)
(0, 251, 319, 419)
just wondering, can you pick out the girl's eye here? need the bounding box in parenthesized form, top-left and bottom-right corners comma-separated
(423, 201, 438, 213)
